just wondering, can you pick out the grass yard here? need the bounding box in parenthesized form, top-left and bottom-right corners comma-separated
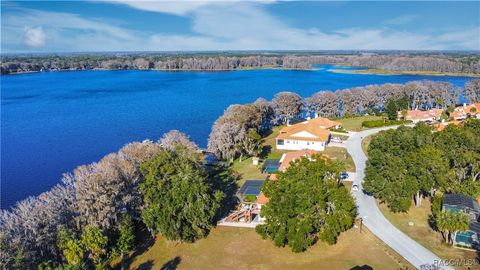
(231, 158, 268, 185)
(378, 200, 478, 269)
(337, 116, 384, 131)
(121, 226, 413, 270)
(324, 146, 355, 171)
(262, 125, 286, 159)
(361, 135, 373, 155)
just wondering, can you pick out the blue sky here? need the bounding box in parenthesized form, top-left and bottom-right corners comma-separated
(1, 1, 479, 52)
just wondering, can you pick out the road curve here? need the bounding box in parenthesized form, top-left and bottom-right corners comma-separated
(345, 126, 451, 270)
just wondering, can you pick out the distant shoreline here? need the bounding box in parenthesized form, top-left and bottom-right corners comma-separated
(3, 66, 479, 77)
(329, 68, 480, 78)
(1, 66, 315, 75)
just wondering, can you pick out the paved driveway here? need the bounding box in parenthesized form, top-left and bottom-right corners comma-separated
(345, 126, 451, 270)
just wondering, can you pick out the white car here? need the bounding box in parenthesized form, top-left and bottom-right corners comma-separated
(352, 184, 359, 191)
(330, 137, 342, 143)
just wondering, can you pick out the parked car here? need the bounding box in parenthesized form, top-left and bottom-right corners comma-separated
(340, 171, 349, 180)
(330, 137, 342, 143)
(352, 184, 359, 191)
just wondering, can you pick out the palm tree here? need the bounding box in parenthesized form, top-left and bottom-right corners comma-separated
(436, 211, 452, 244)
(436, 210, 470, 245)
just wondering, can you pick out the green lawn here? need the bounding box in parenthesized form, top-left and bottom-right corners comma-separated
(231, 157, 268, 186)
(378, 200, 477, 269)
(262, 126, 286, 159)
(337, 116, 384, 131)
(361, 135, 373, 155)
(120, 226, 413, 270)
(324, 147, 355, 172)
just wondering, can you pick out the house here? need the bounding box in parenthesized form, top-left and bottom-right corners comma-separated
(450, 103, 480, 120)
(442, 193, 480, 249)
(278, 149, 318, 172)
(434, 120, 463, 132)
(398, 108, 443, 123)
(276, 119, 331, 151)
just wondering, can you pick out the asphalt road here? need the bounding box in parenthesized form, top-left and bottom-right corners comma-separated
(345, 126, 452, 270)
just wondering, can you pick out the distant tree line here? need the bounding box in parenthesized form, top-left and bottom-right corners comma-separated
(364, 120, 480, 212)
(0, 130, 236, 269)
(2, 53, 479, 74)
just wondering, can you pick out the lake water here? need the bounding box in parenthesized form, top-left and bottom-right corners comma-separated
(0, 65, 473, 208)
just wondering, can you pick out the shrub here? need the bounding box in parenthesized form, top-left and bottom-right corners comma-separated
(362, 119, 411, 128)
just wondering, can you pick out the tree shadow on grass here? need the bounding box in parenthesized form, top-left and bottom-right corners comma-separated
(211, 165, 240, 222)
(259, 145, 272, 159)
(160, 256, 182, 270)
(121, 224, 156, 270)
(136, 260, 154, 270)
(349, 265, 373, 270)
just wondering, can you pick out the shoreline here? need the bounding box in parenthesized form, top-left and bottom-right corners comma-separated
(3, 65, 478, 77)
(329, 68, 480, 78)
(0, 66, 316, 75)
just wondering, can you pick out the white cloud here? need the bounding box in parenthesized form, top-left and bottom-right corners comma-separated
(23, 26, 46, 47)
(2, 3, 478, 52)
(108, 0, 275, 16)
(384, 15, 418, 25)
(108, 0, 216, 16)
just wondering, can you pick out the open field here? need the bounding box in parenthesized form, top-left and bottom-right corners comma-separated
(378, 201, 478, 269)
(121, 225, 413, 270)
(337, 116, 384, 131)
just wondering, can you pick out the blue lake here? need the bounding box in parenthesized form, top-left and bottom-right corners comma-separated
(0, 65, 474, 208)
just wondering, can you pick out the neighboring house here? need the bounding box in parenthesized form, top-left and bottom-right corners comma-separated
(434, 120, 463, 132)
(450, 103, 480, 120)
(278, 149, 318, 172)
(276, 119, 331, 151)
(398, 108, 443, 123)
(442, 193, 480, 249)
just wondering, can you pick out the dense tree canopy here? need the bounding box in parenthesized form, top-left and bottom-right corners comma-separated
(272, 92, 303, 124)
(364, 120, 480, 212)
(208, 101, 274, 161)
(140, 146, 230, 242)
(256, 156, 356, 252)
(0, 130, 225, 268)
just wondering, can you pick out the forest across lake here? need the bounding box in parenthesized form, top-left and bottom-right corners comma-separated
(0, 65, 476, 208)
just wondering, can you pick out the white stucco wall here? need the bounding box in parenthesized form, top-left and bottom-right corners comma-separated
(276, 138, 326, 151)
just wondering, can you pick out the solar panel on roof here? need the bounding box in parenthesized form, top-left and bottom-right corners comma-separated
(238, 180, 265, 196)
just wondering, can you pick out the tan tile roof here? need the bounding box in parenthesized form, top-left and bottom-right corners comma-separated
(307, 117, 342, 129)
(256, 192, 269, 205)
(434, 120, 463, 131)
(276, 121, 330, 142)
(279, 149, 318, 172)
(268, 174, 278, 181)
(451, 103, 480, 119)
(402, 108, 443, 121)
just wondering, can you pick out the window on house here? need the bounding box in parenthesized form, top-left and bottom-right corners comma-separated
(277, 139, 284, 146)
(287, 140, 290, 143)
